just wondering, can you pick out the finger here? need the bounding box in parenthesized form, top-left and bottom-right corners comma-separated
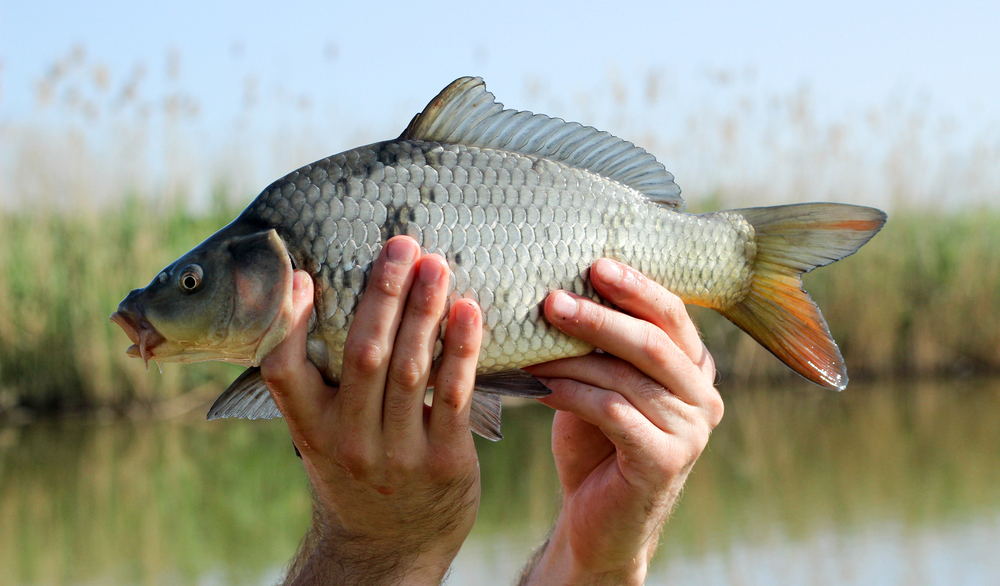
(336, 236, 420, 440)
(382, 254, 451, 442)
(549, 409, 616, 493)
(429, 299, 482, 448)
(590, 259, 714, 378)
(537, 377, 669, 488)
(543, 290, 711, 407)
(528, 353, 704, 434)
(260, 270, 333, 439)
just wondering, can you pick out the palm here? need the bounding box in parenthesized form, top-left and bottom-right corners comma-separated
(551, 411, 654, 566)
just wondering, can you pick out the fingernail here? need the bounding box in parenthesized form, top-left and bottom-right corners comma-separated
(419, 258, 442, 284)
(293, 271, 311, 294)
(551, 291, 578, 319)
(594, 259, 622, 286)
(455, 301, 477, 324)
(386, 238, 416, 264)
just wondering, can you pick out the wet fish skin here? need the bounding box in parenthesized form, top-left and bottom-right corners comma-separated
(243, 138, 756, 381)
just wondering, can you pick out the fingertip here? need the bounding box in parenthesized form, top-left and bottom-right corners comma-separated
(544, 290, 584, 324)
(384, 235, 420, 265)
(291, 270, 314, 308)
(592, 258, 624, 287)
(452, 298, 481, 326)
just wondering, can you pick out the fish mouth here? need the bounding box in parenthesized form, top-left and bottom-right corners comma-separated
(110, 310, 166, 370)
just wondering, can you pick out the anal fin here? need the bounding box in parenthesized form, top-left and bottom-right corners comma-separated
(465, 370, 551, 441)
(473, 369, 552, 398)
(469, 392, 503, 441)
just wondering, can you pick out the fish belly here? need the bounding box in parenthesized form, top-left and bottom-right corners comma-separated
(241, 140, 756, 381)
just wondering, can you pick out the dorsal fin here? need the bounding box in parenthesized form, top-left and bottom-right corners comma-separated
(401, 77, 684, 210)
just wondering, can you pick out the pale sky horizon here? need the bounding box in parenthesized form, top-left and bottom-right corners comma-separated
(2, 0, 998, 208)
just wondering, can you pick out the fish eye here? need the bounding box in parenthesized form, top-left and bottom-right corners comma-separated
(179, 264, 204, 292)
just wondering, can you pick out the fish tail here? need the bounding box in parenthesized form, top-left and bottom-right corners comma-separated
(719, 203, 886, 390)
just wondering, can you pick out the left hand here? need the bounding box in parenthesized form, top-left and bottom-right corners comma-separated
(261, 237, 484, 585)
(521, 258, 723, 585)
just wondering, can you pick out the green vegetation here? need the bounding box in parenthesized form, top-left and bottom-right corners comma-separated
(1, 200, 997, 414)
(0, 195, 246, 414)
(2, 49, 997, 415)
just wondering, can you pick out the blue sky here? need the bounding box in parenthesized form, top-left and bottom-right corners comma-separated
(4, 0, 998, 124)
(2, 0, 999, 207)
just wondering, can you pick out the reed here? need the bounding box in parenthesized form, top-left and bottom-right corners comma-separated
(0, 195, 245, 414)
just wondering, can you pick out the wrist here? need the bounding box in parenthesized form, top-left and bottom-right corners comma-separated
(286, 522, 461, 586)
(520, 521, 649, 586)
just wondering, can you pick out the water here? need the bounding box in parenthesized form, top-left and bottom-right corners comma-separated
(2, 378, 999, 585)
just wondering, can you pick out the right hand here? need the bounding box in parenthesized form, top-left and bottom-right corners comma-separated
(522, 259, 723, 585)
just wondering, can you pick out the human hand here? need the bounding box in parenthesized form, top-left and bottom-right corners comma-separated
(520, 259, 723, 586)
(261, 236, 484, 586)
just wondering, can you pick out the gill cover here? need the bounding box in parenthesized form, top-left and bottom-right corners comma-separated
(115, 228, 294, 365)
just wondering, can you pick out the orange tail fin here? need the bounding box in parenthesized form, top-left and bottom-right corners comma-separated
(720, 204, 886, 390)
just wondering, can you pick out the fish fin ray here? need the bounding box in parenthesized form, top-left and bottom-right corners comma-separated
(720, 203, 887, 390)
(402, 77, 684, 209)
(474, 369, 552, 398)
(207, 367, 283, 420)
(468, 392, 503, 441)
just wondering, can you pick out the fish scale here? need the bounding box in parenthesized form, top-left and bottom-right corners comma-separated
(111, 77, 885, 439)
(245, 139, 756, 380)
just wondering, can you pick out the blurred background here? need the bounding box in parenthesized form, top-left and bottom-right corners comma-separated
(2, 1, 999, 584)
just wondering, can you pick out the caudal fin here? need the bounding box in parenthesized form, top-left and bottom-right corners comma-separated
(720, 203, 886, 390)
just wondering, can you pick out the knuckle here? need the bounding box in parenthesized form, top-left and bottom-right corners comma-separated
(435, 388, 464, 412)
(635, 377, 667, 402)
(334, 439, 375, 477)
(388, 357, 425, 390)
(385, 448, 420, 474)
(705, 392, 725, 428)
(598, 392, 632, 424)
(410, 290, 445, 319)
(658, 291, 688, 328)
(344, 338, 387, 377)
(664, 434, 703, 471)
(639, 325, 675, 364)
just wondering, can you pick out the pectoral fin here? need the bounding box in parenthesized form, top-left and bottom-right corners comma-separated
(207, 367, 282, 420)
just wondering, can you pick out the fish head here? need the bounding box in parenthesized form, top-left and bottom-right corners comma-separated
(111, 228, 295, 368)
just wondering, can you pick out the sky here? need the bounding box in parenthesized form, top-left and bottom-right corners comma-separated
(2, 0, 999, 207)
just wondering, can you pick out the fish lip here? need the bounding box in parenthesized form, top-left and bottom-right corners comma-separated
(110, 310, 166, 369)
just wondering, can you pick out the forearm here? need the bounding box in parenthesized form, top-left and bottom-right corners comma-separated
(282, 504, 455, 586)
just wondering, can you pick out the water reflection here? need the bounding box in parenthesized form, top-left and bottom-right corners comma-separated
(3, 378, 999, 585)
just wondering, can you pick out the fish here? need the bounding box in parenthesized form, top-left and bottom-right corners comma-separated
(111, 76, 886, 440)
